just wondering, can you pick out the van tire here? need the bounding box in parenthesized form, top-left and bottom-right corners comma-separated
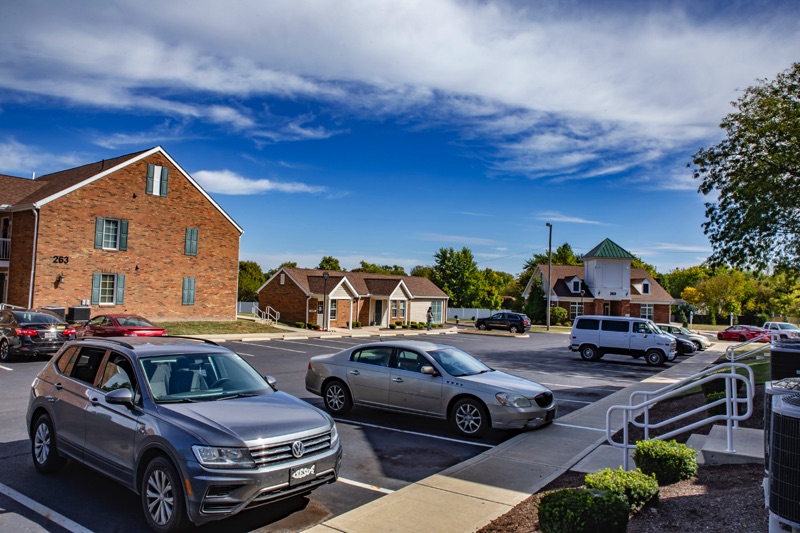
(579, 345, 600, 361)
(645, 349, 666, 366)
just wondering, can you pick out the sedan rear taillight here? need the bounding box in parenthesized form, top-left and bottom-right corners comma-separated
(15, 328, 39, 337)
(64, 327, 76, 336)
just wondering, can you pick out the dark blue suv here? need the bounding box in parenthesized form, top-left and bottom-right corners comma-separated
(475, 312, 531, 333)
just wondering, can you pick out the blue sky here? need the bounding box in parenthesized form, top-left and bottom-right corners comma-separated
(1, 1, 798, 276)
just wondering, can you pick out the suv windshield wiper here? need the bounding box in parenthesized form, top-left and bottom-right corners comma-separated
(157, 397, 199, 403)
(217, 392, 259, 401)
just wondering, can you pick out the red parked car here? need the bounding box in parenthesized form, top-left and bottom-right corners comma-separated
(78, 314, 167, 337)
(716, 325, 769, 343)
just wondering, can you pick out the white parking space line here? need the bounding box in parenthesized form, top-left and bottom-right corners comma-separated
(0, 364, 12, 371)
(0, 482, 92, 533)
(553, 422, 606, 432)
(334, 419, 495, 448)
(556, 398, 592, 405)
(337, 477, 395, 494)
(277, 340, 349, 350)
(232, 341, 306, 354)
(542, 382, 622, 391)
(237, 352, 256, 357)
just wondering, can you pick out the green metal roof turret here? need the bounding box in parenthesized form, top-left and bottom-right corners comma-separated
(583, 238, 636, 260)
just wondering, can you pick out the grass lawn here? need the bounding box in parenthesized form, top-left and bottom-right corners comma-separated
(153, 320, 287, 335)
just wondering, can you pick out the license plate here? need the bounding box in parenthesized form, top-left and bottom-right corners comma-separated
(289, 464, 316, 486)
(545, 408, 556, 422)
(44, 332, 57, 340)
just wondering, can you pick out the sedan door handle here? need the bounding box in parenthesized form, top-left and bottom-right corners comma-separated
(392, 377, 404, 383)
(54, 383, 63, 390)
(349, 370, 360, 376)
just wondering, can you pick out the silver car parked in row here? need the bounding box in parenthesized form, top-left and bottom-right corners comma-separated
(27, 337, 342, 532)
(305, 341, 556, 437)
(657, 323, 712, 351)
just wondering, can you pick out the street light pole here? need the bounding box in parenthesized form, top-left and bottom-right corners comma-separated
(580, 289, 585, 317)
(322, 271, 329, 331)
(546, 222, 552, 332)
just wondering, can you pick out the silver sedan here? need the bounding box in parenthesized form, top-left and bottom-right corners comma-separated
(305, 340, 556, 437)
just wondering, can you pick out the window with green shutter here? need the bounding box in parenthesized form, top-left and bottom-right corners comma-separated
(182, 277, 196, 305)
(94, 217, 128, 251)
(91, 273, 125, 304)
(146, 163, 169, 196)
(184, 228, 198, 256)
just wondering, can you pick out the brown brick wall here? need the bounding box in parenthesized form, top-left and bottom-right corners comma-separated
(259, 277, 310, 325)
(7, 210, 36, 307)
(13, 153, 240, 320)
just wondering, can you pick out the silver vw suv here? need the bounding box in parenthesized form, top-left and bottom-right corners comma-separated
(26, 336, 342, 532)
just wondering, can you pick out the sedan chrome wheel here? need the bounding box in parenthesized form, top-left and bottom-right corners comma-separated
(452, 398, 489, 437)
(323, 380, 352, 415)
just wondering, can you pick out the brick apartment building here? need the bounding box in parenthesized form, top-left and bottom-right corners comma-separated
(258, 268, 449, 329)
(523, 239, 675, 323)
(0, 146, 243, 321)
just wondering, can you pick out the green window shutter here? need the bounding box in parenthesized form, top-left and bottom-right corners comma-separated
(91, 274, 101, 304)
(183, 277, 195, 305)
(116, 274, 125, 304)
(119, 220, 129, 251)
(94, 218, 104, 248)
(160, 167, 169, 196)
(185, 228, 198, 256)
(146, 164, 154, 195)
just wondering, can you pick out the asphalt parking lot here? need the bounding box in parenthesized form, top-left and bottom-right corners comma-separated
(0, 331, 675, 532)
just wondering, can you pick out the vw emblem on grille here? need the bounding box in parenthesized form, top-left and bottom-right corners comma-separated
(291, 441, 305, 458)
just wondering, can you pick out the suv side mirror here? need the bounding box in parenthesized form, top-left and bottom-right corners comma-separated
(106, 387, 134, 407)
(264, 375, 278, 390)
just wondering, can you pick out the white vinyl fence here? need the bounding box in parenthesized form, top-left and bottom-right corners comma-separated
(237, 301, 258, 314)
(447, 308, 498, 321)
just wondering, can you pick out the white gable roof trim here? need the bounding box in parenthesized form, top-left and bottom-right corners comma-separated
(34, 146, 244, 235)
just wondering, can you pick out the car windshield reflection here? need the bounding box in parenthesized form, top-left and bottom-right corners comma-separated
(140, 352, 272, 402)
(427, 346, 492, 377)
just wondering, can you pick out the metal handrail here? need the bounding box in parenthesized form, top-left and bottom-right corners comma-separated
(253, 306, 280, 325)
(606, 361, 755, 470)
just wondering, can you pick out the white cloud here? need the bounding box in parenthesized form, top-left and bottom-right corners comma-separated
(1, 1, 798, 181)
(0, 139, 83, 176)
(193, 169, 326, 195)
(535, 211, 608, 225)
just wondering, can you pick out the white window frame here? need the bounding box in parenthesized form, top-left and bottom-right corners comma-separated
(642, 281, 650, 295)
(329, 299, 337, 320)
(569, 301, 584, 320)
(102, 219, 120, 250)
(640, 304, 654, 320)
(391, 300, 398, 319)
(399, 300, 406, 319)
(99, 274, 117, 304)
(572, 280, 580, 293)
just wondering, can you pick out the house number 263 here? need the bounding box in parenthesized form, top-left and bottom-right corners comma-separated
(52, 256, 69, 264)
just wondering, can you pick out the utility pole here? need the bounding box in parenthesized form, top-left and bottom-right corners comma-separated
(546, 222, 552, 331)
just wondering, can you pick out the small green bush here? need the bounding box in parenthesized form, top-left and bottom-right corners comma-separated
(633, 440, 698, 485)
(294, 321, 306, 329)
(705, 390, 727, 416)
(354, 321, 361, 327)
(550, 306, 568, 324)
(395, 320, 403, 326)
(307, 323, 321, 331)
(538, 488, 629, 533)
(585, 467, 658, 511)
(389, 324, 397, 330)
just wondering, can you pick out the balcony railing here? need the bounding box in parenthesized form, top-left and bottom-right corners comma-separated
(0, 238, 8, 261)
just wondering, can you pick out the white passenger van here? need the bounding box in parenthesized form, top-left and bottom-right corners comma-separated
(569, 315, 677, 366)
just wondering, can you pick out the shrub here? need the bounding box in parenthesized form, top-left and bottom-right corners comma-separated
(307, 323, 321, 331)
(633, 440, 698, 485)
(395, 321, 403, 327)
(538, 488, 629, 533)
(705, 390, 727, 416)
(294, 321, 306, 329)
(389, 324, 397, 330)
(354, 321, 361, 327)
(550, 306, 568, 324)
(585, 467, 658, 511)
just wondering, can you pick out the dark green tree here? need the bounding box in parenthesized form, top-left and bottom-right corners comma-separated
(317, 256, 345, 271)
(693, 62, 800, 271)
(351, 261, 407, 275)
(238, 261, 266, 302)
(431, 247, 481, 307)
(410, 265, 434, 279)
(523, 274, 547, 323)
(264, 261, 297, 280)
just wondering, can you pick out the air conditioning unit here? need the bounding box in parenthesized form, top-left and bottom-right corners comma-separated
(764, 379, 800, 474)
(771, 339, 800, 381)
(768, 393, 800, 529)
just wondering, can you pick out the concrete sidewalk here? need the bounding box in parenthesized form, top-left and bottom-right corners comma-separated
(305, 344, 743, 533)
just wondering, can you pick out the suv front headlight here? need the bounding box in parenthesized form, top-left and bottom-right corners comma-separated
(192, 445, 255, 469)
(495, 392, 532, 408)
(330, 424, 339, 447)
